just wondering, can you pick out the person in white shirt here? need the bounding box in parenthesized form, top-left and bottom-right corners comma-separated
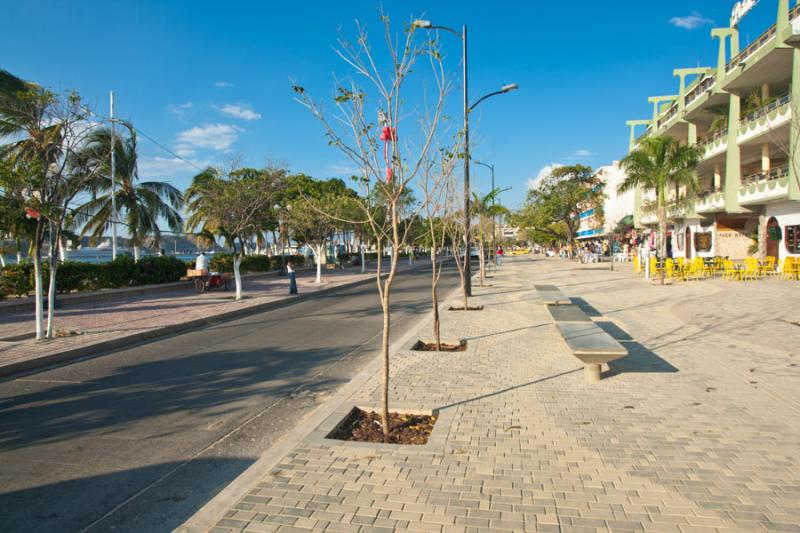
(195, 252, 209, 273)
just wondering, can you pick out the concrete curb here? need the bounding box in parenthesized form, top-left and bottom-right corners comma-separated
(176, 281, 464, 533)
(0, 268, 419, 380)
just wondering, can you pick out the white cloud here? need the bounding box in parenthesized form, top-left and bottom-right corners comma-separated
(216, 103, 262, 121)
(572, 149, 592, 158)
(327, 163, 360, 176)
(174, 144, 197, 157)
(177, 123, 242, 151)
(669, 12, 713, 30)
(527, 163, 563, 189)
(138, 156, 209, 178)
(214, 81, 234, 88)
(167, 101, 193, 118)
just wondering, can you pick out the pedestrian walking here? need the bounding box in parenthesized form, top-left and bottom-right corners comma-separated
(287, 261, 298, 294)
(496, 246, 504, 267)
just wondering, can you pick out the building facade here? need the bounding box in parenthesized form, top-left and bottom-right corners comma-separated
(626, 0, 800, 261)
(577, 162, 635, 241)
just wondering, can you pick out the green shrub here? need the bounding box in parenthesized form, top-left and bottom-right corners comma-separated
(0, 263, 33, 297)
(97, 256, 137, 288)
(135, 256, 187, 285)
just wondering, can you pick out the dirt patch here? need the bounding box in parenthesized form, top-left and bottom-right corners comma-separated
(411, 340, 467, 352)
(328, 407, 437, 445)
(448, 305, 484, 311)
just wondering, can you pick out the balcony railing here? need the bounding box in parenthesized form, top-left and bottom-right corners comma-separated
(741, 164, 790, 186)
(685, 76, 715, 108)
(657, 104, 679, 128)
(697, 128, 728, 151)
(726, 24, 777, 72)
(740, 93, 790, 126)
(696, 186, 723, 199)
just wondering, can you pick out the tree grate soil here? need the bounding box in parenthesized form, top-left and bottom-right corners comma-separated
(411, 340, 467, 352)
(448, 305, 484, 311)
(328, 408, 437, 445)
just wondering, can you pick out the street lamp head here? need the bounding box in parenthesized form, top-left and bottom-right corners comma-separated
(500, 83, 519, 93)
(413, 19, 432, 29)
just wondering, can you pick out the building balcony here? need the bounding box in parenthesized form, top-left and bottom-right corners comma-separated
(684, 75, 716, 111)
(737, 164, 791, 206)
(695, 189, 725, 214)
(723, 8, 797, 93)
(640, 211, 657, 225)
(656, 103, 679, 130)
(737, 93, 791, 145)
(697, 129, 728, 160)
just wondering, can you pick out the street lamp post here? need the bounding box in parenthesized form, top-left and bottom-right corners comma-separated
(413, 19, 518, 296)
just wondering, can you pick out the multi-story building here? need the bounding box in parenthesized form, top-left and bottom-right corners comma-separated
(626, 0, 800, 261)
(576, 162, 635, 241)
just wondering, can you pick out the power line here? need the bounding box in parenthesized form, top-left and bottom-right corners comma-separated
(82, 106, 205, 173)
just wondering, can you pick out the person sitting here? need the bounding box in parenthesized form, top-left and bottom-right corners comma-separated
(195, 252, 209, 274)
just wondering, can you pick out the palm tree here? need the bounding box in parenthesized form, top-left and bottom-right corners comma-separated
(618, 135, 702, 284)
(76, 122, 183, 260)
(471, 188, 508, 286)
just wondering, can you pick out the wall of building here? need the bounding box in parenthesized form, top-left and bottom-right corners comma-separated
(765, 201, 800, 259)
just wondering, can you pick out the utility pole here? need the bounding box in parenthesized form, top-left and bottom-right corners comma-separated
(462, 25, 472, 296)
(110, 91, 117, 260)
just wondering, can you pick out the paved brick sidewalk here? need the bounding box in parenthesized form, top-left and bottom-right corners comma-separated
(0, 262, 422, 375)
(197, 256, 800, 533)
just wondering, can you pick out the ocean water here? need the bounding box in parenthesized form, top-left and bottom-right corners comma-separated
(2, 252, 200, 265)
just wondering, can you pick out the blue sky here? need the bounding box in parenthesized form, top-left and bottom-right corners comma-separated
(1, 0, 781, 209)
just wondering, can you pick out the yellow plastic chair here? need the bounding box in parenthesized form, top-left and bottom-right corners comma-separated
(759, 256, 776, 277)
(723, 260, 741, 281)
(649, 257, 662, 278)
(783, 257, 799, 280)
(742, 258, 760, 281)
(633, 255, 641, 274)
(665, 258, 680, 282)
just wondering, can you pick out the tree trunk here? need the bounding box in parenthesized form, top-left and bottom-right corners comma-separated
(46, 253, 58, 339)
(33, 225, 45, 340)
(658, 191, 667, 286)
(133, 245, 140, 263)
(431, 250, 440, 351)
(478, 239, 485, 286)
(380, 292, 391, 442)
(0, 253, 5, 268)
(59, 237, 67, 262)
(233, 253, 243, 299)
(315, 244, 322, 283)
(360, 245, 366, 273)
(16, 237, 22, 264)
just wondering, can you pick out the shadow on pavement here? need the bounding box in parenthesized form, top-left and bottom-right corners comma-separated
(0, 458, 253, 533)
(435, 368, 582, 411)
(569, 297, 678, 376)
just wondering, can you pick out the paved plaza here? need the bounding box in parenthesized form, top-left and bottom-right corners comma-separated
(196, 256, 800, 533)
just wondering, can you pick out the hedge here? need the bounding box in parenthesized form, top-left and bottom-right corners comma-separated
(208, 253, 306, 273)
(0, 255, 189, 300)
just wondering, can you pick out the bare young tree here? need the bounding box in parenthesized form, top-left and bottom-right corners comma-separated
(420, 145, 458, 350)
(293, 13, 449, 441)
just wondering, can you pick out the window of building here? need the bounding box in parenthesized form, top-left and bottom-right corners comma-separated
(694, 232, 712, 252)
(785, 225, 800, 254)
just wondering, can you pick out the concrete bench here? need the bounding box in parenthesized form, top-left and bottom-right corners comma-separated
(555, 322, 628, 382)
(547, 304, 592, 323)
(534, 284, 570, 305)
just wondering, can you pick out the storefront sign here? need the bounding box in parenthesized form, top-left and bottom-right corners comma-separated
(731, 0, 758, 27)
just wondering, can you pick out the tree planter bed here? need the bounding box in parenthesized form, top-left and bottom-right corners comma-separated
(411, 339, 467, 352)
(448, 305, 484, 311)
(327, 407, 437, 445)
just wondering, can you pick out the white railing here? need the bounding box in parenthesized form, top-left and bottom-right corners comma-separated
(741, 164, 790, 186)
(740, 93, 790, 126)
(685, 76, 715, 108)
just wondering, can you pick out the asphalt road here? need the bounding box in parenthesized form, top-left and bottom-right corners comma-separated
(0, 264, 461, 532)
